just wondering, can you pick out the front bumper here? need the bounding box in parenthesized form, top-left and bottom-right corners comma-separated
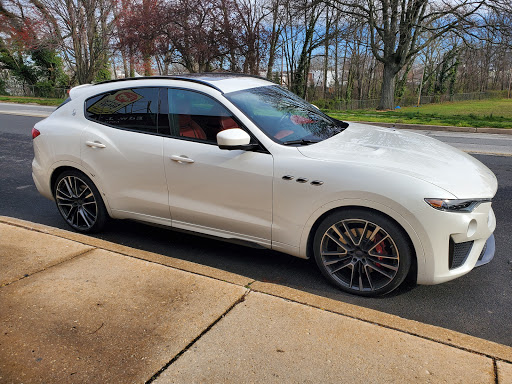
(417, 202, 496, 285)
(475, 234, 495, 267)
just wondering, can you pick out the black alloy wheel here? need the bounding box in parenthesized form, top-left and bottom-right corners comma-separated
(54, 170, 108, 233)
(313, 209, 412, 296)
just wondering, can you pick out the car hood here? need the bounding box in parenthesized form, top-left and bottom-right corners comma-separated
(297, 122, 497, 199)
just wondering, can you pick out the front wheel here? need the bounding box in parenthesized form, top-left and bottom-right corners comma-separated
(53, 170, 108, 233)
(313, 209, 412, 296)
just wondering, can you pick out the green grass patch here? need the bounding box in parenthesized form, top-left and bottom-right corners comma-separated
(0, 96, 65, 106)
(326, 99, 512, 129)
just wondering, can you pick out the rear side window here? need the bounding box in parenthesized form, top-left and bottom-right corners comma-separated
(85, 88, 159, 134)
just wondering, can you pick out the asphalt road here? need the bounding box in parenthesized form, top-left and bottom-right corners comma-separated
(406, 129, 512, 156)
(1, 113, 511, 346)
(0, 102, 56, 117)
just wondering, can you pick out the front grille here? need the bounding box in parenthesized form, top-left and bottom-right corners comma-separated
(449, 240, 474, 269)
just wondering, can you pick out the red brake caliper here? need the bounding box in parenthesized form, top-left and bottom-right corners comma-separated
(373, 234, 384, 267)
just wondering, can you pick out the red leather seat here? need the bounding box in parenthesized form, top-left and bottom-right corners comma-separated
(179, 115, 206, 140)
(274, 130, 294, 140)
(219, 117, 239, 131)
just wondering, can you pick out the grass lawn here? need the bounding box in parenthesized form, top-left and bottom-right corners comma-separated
(0, 96, 65, 106)
(327, 98, 512, 129)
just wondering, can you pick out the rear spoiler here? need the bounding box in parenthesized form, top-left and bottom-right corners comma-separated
(69, 84, 93, 100)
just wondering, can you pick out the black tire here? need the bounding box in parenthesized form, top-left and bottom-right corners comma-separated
(53, 170, 108, 233)
(313, 208, 412, 296)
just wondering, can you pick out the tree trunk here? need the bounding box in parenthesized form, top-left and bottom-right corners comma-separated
(266, 12, 279, 80)
(122, 52, 128, 78)
(291, 25, 315, 97)
(334, 27, 339, 98)
(322, 6, 330, 98)
(129, 49, 135, 77)
(340, 41, 347, 100)
(378, 62, 398, 110)
(322, 40, 328, 98)
(143, 50, 152, 76)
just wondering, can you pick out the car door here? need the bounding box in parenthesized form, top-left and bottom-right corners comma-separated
(162, 88, 273, 245)
(81, 87, 170, 221)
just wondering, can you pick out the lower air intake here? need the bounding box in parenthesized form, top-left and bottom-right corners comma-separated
(449, 240, 473, 269)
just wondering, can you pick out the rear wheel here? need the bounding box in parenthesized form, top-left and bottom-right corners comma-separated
(313, 209, 412, 296)
(53, 170, 108, 233)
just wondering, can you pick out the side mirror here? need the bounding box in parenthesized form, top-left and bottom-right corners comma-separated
(217, 128, 258, 150)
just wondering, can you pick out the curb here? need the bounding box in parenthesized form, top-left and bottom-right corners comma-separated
(355, 121, 512, 135)
(1, 215, 511, 364)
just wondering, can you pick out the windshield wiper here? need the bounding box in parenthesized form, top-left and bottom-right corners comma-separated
(282, 139, 320, 146)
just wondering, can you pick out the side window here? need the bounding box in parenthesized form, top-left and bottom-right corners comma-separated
(85, 88, 159, 134)
(168, 88, 240, 142)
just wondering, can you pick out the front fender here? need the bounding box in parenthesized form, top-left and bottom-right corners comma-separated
(297, 194, 431, 285)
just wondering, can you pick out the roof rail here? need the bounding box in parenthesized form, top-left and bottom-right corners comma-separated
(93, 76, 222, 93)
(93, 73, 272, 94)
(174, 72, 270, 81)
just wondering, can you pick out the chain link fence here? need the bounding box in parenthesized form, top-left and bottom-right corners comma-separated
(4, 83, 68, 99)
(397, 91, 509, 108)
(3, 81, 509, 108)
(318, 90, 509, 111)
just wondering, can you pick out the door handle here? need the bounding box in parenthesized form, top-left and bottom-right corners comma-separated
(170, 155, 194, 164)
(85, 140, 106, 149)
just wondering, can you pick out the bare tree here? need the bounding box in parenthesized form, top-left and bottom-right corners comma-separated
(162, 0, 235, 72)
(231, 0, 267, 74)
(23, 0, 116, 84)
(265, 0, 285, 79)
(328, 0, 496, 109)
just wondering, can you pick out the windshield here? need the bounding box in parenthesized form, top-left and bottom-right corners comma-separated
(224, 85, 346, 145)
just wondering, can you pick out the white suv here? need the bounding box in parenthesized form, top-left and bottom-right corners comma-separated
(32, 73, 497, 296)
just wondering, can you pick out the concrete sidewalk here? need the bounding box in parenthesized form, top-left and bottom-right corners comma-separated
(1, 216, 511, 383)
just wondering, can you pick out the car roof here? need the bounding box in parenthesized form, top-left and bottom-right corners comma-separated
(93, 73, 275, 94)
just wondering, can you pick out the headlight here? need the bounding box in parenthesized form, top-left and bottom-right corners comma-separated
(424, 198, 491, 212)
